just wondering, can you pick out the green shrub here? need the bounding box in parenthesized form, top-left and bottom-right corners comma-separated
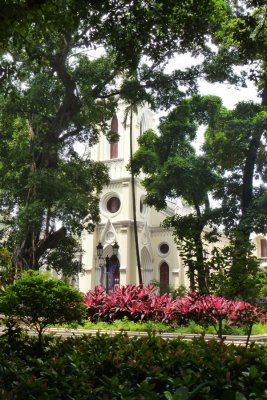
(0, 270, 87, 351)
(0, 334, 267, 399)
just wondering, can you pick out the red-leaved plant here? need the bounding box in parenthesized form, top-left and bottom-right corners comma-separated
(83, 285, 265, 337)
(83, 285, 171, 322)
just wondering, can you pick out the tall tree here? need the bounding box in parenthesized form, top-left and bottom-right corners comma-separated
(203, 100, 267, 298)
(132, 96, 222, 293)
(133, 94, 267, 298)
(0, 1, 228, 274)
(201, 0, 267, 296)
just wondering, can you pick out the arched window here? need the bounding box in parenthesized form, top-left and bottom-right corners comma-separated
(139, 113, 147, 136)
(110, 115, 118, 159)
(141, 247, 153, 286)
(261, 238, 267, 258)
(159, 262, 169, 294)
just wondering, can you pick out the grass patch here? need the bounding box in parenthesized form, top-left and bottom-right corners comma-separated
(60, 318, 267, 336)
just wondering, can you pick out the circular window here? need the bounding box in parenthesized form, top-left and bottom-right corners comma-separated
(107, 197, 121, 213)
(101, 192, 122, 216)
(159, 243, 169, 255)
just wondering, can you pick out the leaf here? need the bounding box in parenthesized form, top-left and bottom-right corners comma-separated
(235, 393, 247, 400)
(164, 392, 174, 400)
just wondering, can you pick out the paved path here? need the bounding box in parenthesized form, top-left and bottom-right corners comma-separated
(1, 324, 266, 345)
(42, 328, 267, 345)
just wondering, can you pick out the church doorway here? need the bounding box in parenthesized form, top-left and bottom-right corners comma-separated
(98, 253, 120, 291)
(108, 255, 120, 290)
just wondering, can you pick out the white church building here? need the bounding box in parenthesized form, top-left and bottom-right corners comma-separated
(78, 103, 190, 293)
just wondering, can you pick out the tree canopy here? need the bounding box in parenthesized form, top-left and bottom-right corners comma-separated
(0, 0, 230, 274)
(1, 0, 267, 294)
(132, 96, 223, 293)
(131, 0, 267, 298)
(133, 92, 267, 298)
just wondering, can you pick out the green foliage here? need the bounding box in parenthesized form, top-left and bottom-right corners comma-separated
(60, 318, 267, 336)
(201, 99, 267, 298)
(204, 101, 267, 235)
(205, 1, 267, 88)
(82, 317, 172, 333)
(1, 334, 267, 398)
(0, 62, 111, 270)
(204, 242, 260, 302)
(133, 96, 223, 293)
(134, 92, 267, 297)
(0, 247, 13, 290)
(2, 1, 267, 298)
(43, 236, 83, 278)
(151, 279, 187, 299)
(254, 269, 267, 299)
(0, 271, 86, 350)
(201, 1, 267, 297)
(0, 0, 230, 272)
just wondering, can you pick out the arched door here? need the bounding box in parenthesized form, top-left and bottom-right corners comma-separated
(110, 255, 120, 289)
(97, 248, 120, 290)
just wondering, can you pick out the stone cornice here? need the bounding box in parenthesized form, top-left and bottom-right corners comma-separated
(97, 220, 144, 229)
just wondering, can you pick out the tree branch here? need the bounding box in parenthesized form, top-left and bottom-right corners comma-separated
(46, 33, 81, 142)
(36, 226, 67, 260)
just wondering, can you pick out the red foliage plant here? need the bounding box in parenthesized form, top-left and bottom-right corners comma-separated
(83, 285, 265, 327)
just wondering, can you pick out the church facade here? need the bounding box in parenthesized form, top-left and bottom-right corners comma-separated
(78, 103, 189, 293)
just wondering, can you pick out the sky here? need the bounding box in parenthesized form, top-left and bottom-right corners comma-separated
(165, 53, 259, 109)
(163, 53, 260, 151)
(197, 80, 259, 151)
(157, 77, 259, 151)
(199, 80, 259, 109)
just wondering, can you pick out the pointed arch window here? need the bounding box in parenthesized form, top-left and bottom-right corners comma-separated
(261, 239, 267, 258)
(159, 262, 169, 294)
(139, 112, 149, 136)
(110, 115, 119, 159)
(139, 113, 147, 136)
(141, 247, 153, 286)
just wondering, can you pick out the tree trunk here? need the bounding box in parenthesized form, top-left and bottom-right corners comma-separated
(129, 106, 143, 285)
(15, 35, 81, 271)
(188, 263, 196, 292)
(194, 232, 208, 294)
(241, 77, 267, 223)
(192, 198, 207, 294)
(229, 78, 267, 297)
(18, 226, 67, 270)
